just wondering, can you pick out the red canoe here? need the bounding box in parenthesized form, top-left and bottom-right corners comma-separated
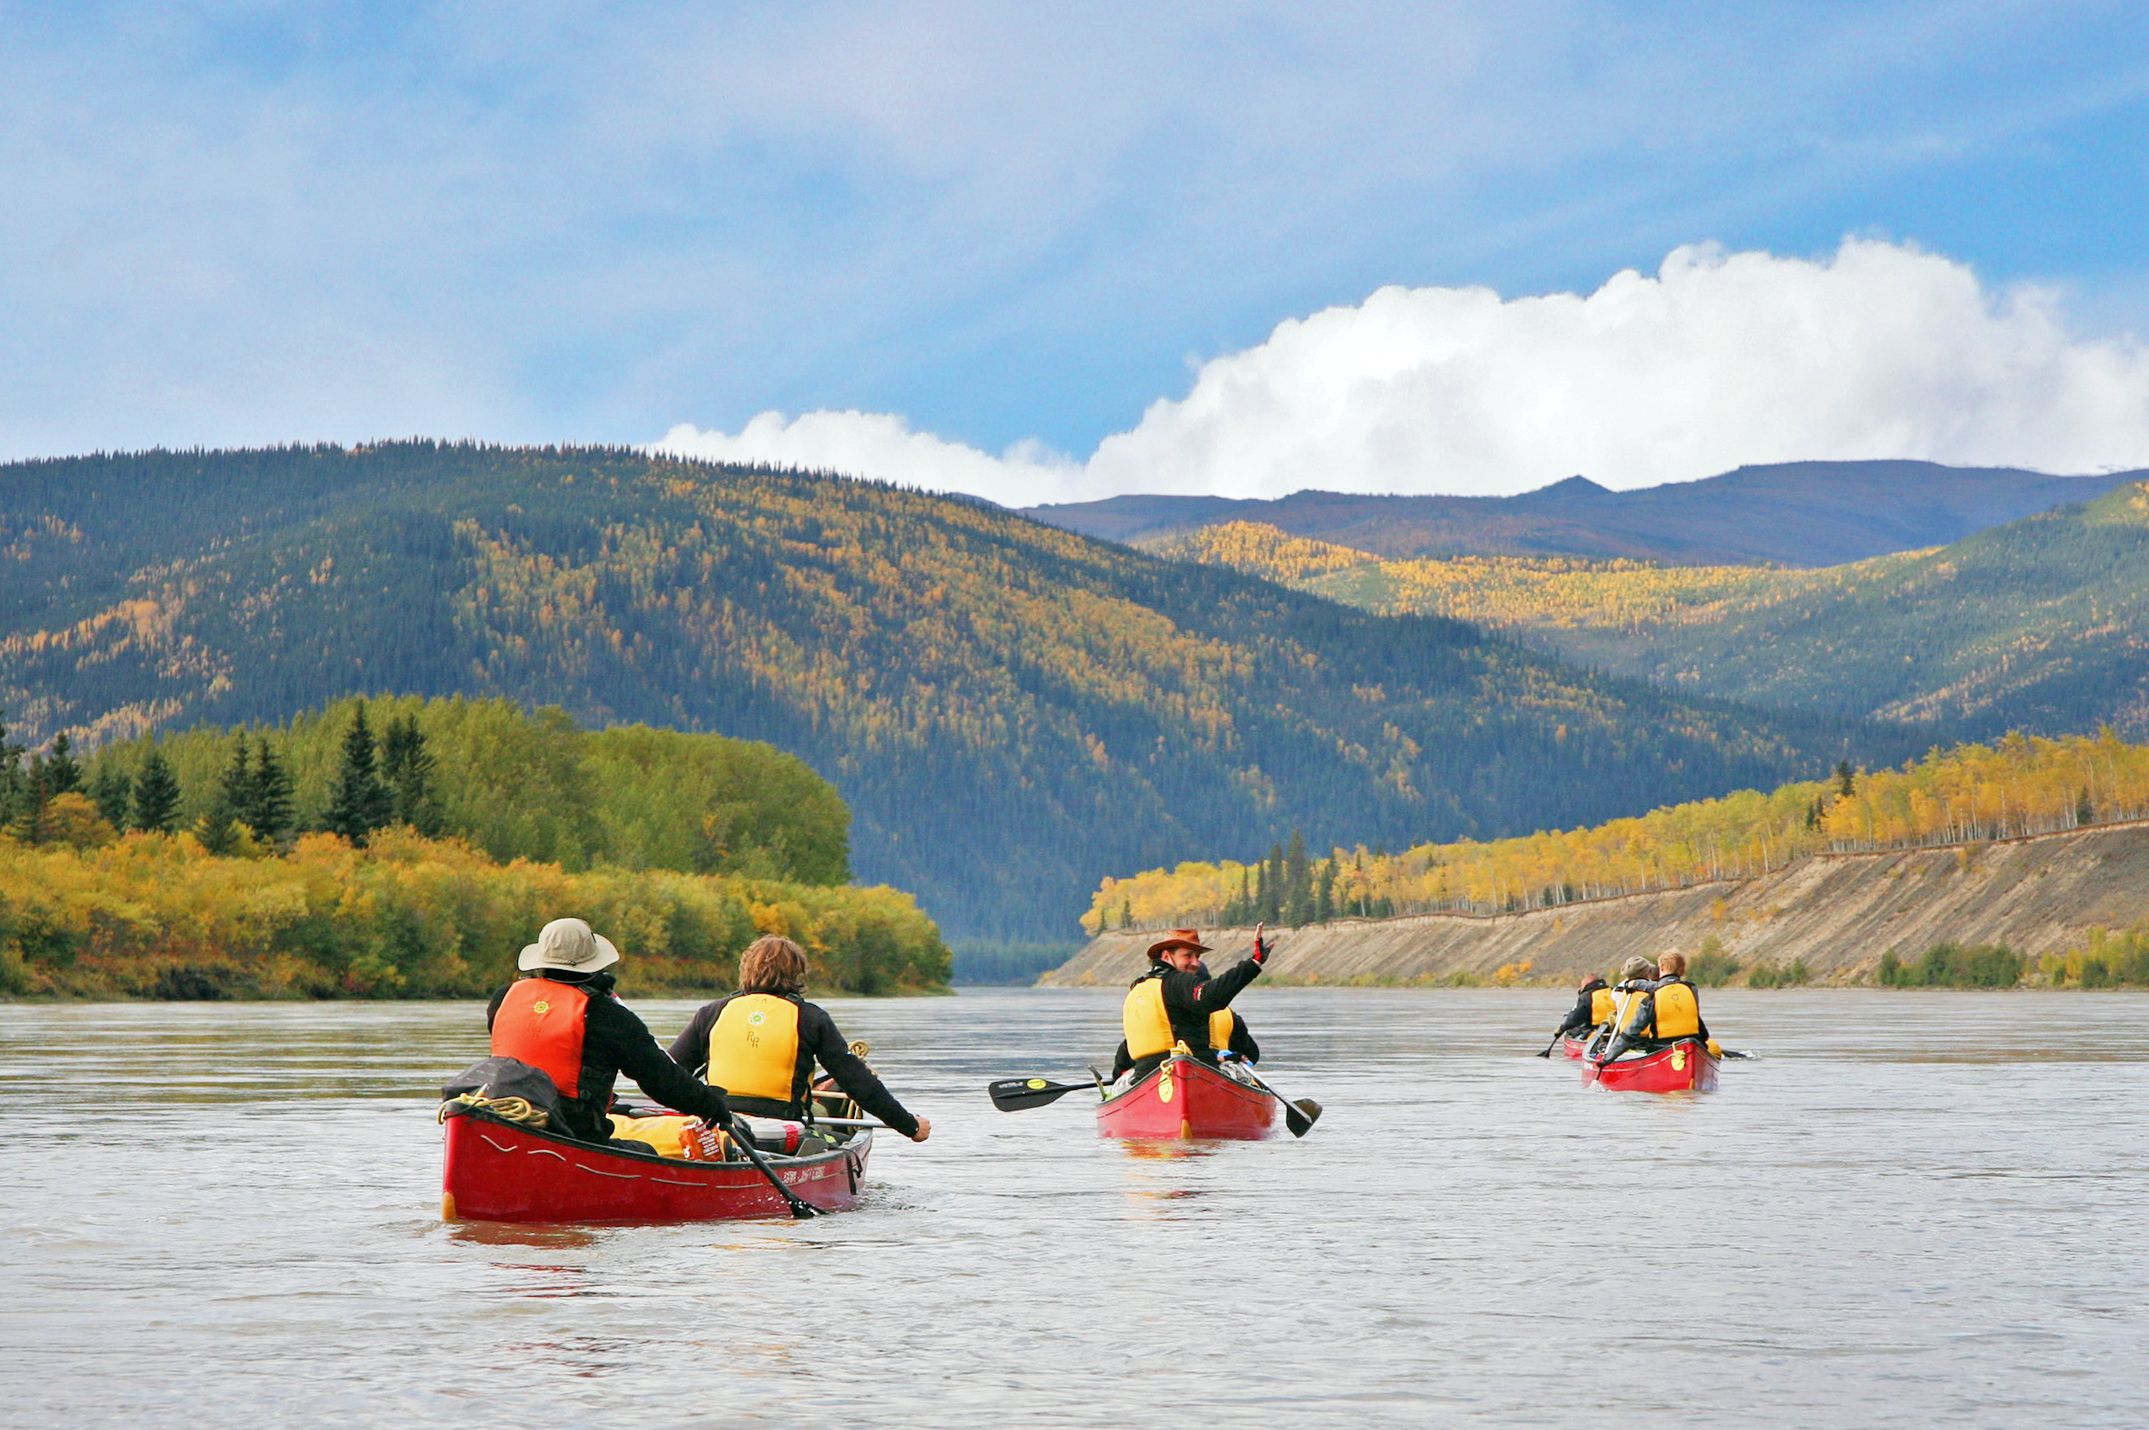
(441, 1104, 872, 1223)
(1096, 1055, 1285, 1140)
(1581, 1038, 1720, 1094)
(1559, 1034, 1589, 1060)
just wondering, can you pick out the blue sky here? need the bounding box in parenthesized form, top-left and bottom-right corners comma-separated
(5, 2, 2149, 497)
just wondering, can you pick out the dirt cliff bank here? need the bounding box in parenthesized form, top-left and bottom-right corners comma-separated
(1042, 822, 2149, 986)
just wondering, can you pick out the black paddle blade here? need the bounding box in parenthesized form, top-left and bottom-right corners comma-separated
(787, 1200, 820, 1220)
(986, 1076, 1088, 1111)
(1283, 1098, 1322, 1138)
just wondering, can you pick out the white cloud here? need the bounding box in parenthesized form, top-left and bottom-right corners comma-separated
(658, 238, 2149, 504)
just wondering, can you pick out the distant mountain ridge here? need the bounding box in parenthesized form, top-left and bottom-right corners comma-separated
(1023, 460, 2147, 566)
(1162, 480, 2149, 742)
(0, 443, 1896, 941)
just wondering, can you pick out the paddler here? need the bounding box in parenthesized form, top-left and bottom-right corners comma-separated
(1113, 924, 1271, 1083)
(1107, 954, 1261, 1082)
(1644, 951, 1711, 1043)
(669, 935, 932, 1143)
(486, 917, 734, 1144)
(1552, 972, 1611, 1039)
(1585, 957, 1658, 1057)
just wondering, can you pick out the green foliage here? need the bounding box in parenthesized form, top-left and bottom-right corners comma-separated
(0, 442, 1891, 940)
(1878, 942, 2024, 988)
(131, 749, 180, 833)
(2041, 925, 2149, 988)
(1745, 957, 1810, 988)
(324, 702, 392, 846)
(81, 694, 849, 887)
(1689, 939, 1741, 987)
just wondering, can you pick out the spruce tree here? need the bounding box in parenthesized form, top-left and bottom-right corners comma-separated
(9, 755, 48, 844)
(0, 710, 25, 831)
(1315, 856, 1337, 924)
(379, 714, 441, 835)
(45, 734, 82, 794)
(324, 704, 390, 846)
(195, 735, 249, 854)
(89, 765, 132, 829)
(1284, 829, 1313, 926)
(1836, 760, 1856, 798)
(132, 748, 182, 833)
(244, 739, 294, 845)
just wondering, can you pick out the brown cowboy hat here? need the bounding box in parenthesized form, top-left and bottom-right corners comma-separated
(1145, 928, 1212, 960)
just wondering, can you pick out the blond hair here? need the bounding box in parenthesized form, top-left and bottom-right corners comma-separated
(739, 935, 808, 993)
(1657, 951, 1688, 978)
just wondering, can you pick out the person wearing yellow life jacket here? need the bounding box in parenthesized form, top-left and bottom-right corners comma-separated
(1109, 957, 1262, 1081)
(1553, 973, 1610, 1038)
(1632, 950, 1710, 1042)
(485, 917, 734, 1144)
(669, 935, 932, 1143)
(1583, 957, 1658, 1058)
(1115, 925, 1270, 1082)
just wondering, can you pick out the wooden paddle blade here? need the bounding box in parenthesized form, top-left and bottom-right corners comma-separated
(986, 1076, 1087, 1111)
(1283, 1098, 1322, 1138)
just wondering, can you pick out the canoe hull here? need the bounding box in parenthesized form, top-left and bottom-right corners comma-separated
(442, 1106, 870, 1223)
(1582, 1038, 1719, 1094)
(1096, 1055, 1283, 1140)
(1560, 1034, 1589, 1061)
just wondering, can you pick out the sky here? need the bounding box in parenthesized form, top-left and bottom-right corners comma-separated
(5, 1, 2149, 501)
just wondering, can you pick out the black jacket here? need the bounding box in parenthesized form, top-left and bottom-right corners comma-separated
(1556, 977, 1608, 1035)
(668, 990, 921, 1139)
(486, 970, 732, 1143)
(1121, 956, 1264, 1078)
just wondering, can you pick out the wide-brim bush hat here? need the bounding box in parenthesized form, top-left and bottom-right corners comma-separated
(519, 917, 621, 973)
(1145, 928, 1212, 960)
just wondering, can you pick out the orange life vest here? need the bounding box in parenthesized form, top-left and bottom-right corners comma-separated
(491, 978, 591, 1098)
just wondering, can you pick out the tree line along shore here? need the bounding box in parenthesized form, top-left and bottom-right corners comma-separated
(0, 695, 948, 999)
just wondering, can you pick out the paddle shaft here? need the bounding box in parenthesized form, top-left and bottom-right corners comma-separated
(727, 1114, 820, 1219)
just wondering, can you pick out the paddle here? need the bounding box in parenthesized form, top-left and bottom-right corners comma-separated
(1222, 1055, 1321, 1138)
(1532, 1029, 1567, 1059)
(987, 1075, 1098, 1111)
(727, 1114, 820, 1220)
(1718, 1048, 1759, 1061)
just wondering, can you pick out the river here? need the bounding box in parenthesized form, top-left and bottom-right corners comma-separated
(3, 988, 2147, 1426)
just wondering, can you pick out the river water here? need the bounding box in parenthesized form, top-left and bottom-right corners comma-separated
(3, 988, 2147, 1426)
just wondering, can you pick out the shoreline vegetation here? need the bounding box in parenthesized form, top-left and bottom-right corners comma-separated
(0, 694, 950, 1000)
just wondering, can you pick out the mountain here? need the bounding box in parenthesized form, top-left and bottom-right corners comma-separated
(1023, 460, 2146, 566)
(1163, 481, 2149, 742)
(0, 443, 1902, 941)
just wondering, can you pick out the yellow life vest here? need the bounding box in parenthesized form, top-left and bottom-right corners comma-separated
(1589, 986, 1615, 1025)
(706, 993, 802, 1104)
(1208, 1010, 1237, 1052)
(1652, 982, 1702, 1039)
(1123, 976, 1173, 1061)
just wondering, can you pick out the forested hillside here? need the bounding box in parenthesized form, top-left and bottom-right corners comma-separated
(1087, 731, 2149, 934)
(1026, 461, 2142, 565)
(1164, 481, 2149, 742)
(0, 443, 1896, 940)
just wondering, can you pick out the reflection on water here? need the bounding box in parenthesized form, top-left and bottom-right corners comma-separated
(3, 988, 2149, 1424)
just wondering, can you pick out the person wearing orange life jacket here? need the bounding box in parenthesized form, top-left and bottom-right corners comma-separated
(485, 917, 733, 1144)
(1115, 925, 1270, 1083)
(1109, 953, 1261, 1082)
(669, 935, 932, 1143)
